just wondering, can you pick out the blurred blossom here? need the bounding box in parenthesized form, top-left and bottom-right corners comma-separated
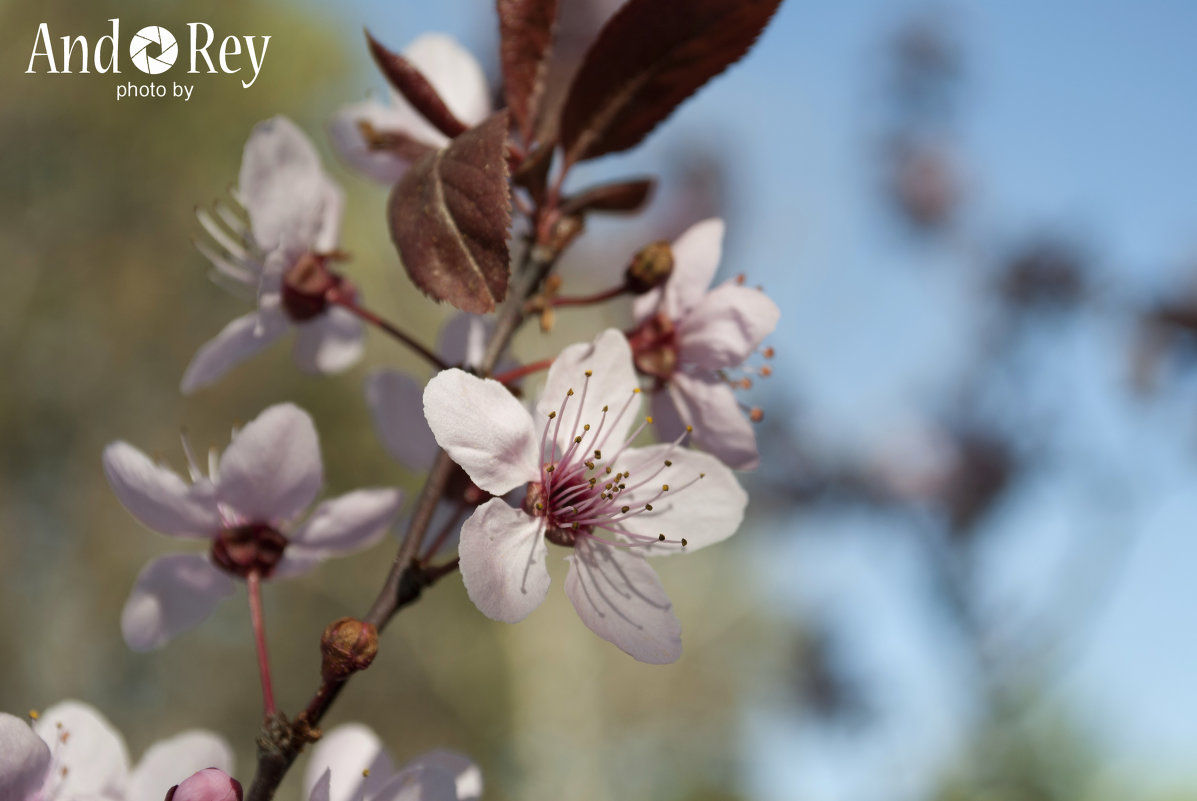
(102, 403, 401, 650)
(331, 34, 491, 185)
(0, 701, 232, 801)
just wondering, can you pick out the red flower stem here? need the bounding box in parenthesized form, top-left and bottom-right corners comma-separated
(327, 291, 449, 371)
(247, 571, 276, 719)
(493, 358, 554, 385)
(551, 284, 628, 307)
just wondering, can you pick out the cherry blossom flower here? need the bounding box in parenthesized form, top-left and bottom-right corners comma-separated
(102, 403, 402, 651)
(182, 116, 363, 394)
(629, 219, 780, 470)
(167, 769, 242, 801)
(423, 329, 747, 663)
(0, 700, 233, 801)
(331, 34, 491, 185)
(304, 724, 480, 801)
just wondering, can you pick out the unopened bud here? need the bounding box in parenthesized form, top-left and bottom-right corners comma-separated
(282, 253, 343, 322)
(624, 241, 674, 294)
(165, 769, 243, 801)
(320, 617, 379, 682)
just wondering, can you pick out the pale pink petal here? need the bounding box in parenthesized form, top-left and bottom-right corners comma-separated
(370, 763, 458, 801)
(329, 98, 435, 185)
(307, 770, 331, 801)
(239, 117, 341, 252)
(667, 372, 760, 471)
(34, 701, 130, 800)
(102, 443, 221, 539)
(423, 370, 540, 495)
(564, 539, 682, 664)
(410, 751, 482, 801)
(662, 218, 725, 319)
(129, 732, 235, 801)
(180, 308, 289, 395)
(436, 314, 492, 369)
(303, 725, 393, 801)
(0, 712, 51, 801)
(217, 403, 323, 523)
(167, 769, 242, 801)
(121, 555, 235, 652)
(459, 499, 549, 623)
(535, 329, 642, 457)
(677, 284, 779, 370)
(613, 442, 747, 552)
(288, 488, 401, 555)
(406, 34, 492, 128)
(649, 387, 688, 443)
(292, 308, 364, 375)
(365, 370, 439, 471)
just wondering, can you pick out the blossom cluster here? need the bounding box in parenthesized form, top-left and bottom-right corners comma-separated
(5, 2, 784, 797)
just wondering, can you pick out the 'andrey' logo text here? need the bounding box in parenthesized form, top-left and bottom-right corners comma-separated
(25, 19, 270, 101)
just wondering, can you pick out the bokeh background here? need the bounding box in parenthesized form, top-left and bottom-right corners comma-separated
(4, 1, 1197, 799)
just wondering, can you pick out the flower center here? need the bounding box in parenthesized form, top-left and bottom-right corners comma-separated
(627, 312, 678, 381)
(211, 523, 288, 578)
(524, 373, 700, 551)
(281, 252, 348, 322)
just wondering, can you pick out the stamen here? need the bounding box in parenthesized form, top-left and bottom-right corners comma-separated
(196, 207, 248, 260)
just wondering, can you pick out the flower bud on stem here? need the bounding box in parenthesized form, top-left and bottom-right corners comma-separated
(320, 618, 379, 683)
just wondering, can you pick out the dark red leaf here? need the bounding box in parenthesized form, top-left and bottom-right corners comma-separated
(559, 0, 783, 164)
(388, 112, 513, 314)
(366, 30, 468, 139)
(561, 177, 655, 216)
(498, 0, 560, 143)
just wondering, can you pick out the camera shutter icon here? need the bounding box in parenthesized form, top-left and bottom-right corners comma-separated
(129, 26, 178, 75)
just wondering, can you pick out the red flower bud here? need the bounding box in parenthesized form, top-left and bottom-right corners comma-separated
(320, 617, 379, 682)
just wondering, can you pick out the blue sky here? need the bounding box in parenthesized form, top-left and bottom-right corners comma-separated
(323, 1, 1197, 798)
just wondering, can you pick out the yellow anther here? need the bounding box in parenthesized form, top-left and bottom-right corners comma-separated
(548, 411, 557, 419)
(28, 710, 39, 720)
(594, 449, 602, 459)
(575, 436, 583, 443)
(567, 388, 574, 396)
(646, 416, 654, 424)
(535, 503, 544, 510)
(645, 503, 653, 511)
(633, 388, 641, 394)
(605, 466, 612, 474)
(662, 484, 670, 491)
(621, 506, 630, 513)
(363, 769, 371, 778)
(585, 370, 593, 377)
(546, 465, 555, 473)
(681, 538, 689, 547)
(658, 534, 666, 541)
(700, 472, 706, 478)
(685, 425, 693, 433)
(583, 424, 591, 431)
(602, 405, 609, 412)
(664, 459, 672, 467)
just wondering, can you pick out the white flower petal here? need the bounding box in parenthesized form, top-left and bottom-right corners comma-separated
(34, 701, 131, 800)
(366, 370, 440, 471)
(161, 769, 241, 801)
(616, 441, 747, 551)
(459, 499, 549, 623)
(239, 116, 342, 252)
(535, 330, 641, 458)
(668, 372, 760, 471)
(564, 539, 682, 664)
(0, 712, 51, 801)
(217, 403, 323, 523)
(102, 443, 221, 539)
(677, 284, 779, 370)
(662, 218, 724, 319)
(423, 370, 540, 495)
(406, 34, 492, 128)
(436, 314, 492, 370)
(121, 554, 235, 652)
(370, 763, 459, 801)
(329, 98, 433, 185)
(180, 308, 289, 395)
(410, 751, 482, 801)
(289, 488, 402, 556)
(292, 307, 364, 375)
(129, 732, 234, 801)
(304, 725, 393, 801)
